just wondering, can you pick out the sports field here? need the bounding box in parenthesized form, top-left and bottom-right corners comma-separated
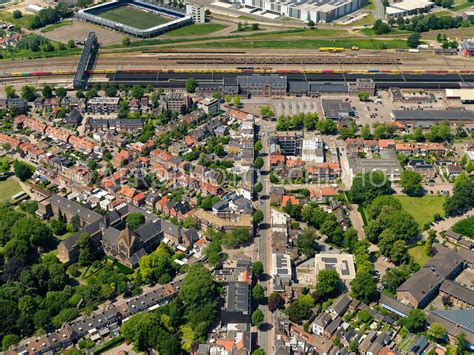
(97, 6, 172, 29)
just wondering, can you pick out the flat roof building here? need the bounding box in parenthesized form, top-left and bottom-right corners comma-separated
(236, 0, 367, 22)
(322, 99, 353, 120)
(446, 88, 474, 103)
(272, 253, 293, 292)
(392, 109, 474, 126)
(302, 136, 324, 163)
(314, 253, 356, 283)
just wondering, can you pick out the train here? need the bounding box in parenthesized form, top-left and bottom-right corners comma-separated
(1, 68, 474, 78)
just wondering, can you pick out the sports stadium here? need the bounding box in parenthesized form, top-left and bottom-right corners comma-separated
(77, 0, 192, 38)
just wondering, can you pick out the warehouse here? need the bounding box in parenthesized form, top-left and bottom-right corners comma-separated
(392, 110, 474, 128)
(235, 0, 367, 22)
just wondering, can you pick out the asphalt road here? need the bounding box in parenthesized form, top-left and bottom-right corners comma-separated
(256, 119, 274, 355)
(374, 0, 385, 20)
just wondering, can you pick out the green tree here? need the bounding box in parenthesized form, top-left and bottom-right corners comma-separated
(12, 10, 22, 19)
(252, 261, 264, 279)
(260, 105, 274, 118)
(42, 85, 53, 99)
(296, 227, 319, 257)
(252, 309, 264, 326)
(185, 78, 198, 93)
(13, 160, 34, 181)
(67, 39, 76, 48)
(401, 309, 426, 333)
(178, 263, 219, 336)
(286, 294, 314, 323)
(126, 212, 145, 230)
(233, 95, 241, 106)
(131, 85, 144, 99)
(252, 284, 265, 303)
(254, 156, 264, 170)
(315, 269, 341, 300)
(382, 267, 409, 293)
(254, 140, 263, 152)
(407, 32, 422, 48)
(400, 170, 423, 196)
(456, 333, 467, 353)
(427, 323, 446, 342)
(122, 36, 131, 46)
(20, 85, 36, 101)
(50, 218, 67, 235)
(204, 241, 226, 267)
(358, 91, 370, 101)
(78, 232, 101, 266)
(252, 349, 266, 355)
(350, 271, 377, 303)
(253, 210, 264, 225)
(70, 214, 80, 232)
(350, 171, 392, 205)
(5, 86, 16, 99)
(2, 334, 20, 351)
(317, 119, 337, 134)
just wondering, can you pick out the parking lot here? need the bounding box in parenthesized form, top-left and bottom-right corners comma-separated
(273, 98, 320, 116)
(42, 20, 124, 46)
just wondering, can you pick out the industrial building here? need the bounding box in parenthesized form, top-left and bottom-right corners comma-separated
(234, 0, 368, 22)
(385, 0, 433, 17)
(392, 109, 474, 128)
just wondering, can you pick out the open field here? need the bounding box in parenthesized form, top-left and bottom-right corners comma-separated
(0, 177, 23, 202)
(408, 243, 431, 266)
(97, 5, 172, 29)
(0, 10, 35, 28)
(177, 38, 410, 50)
(394, 195, 446, 227)
(41, 20, 124, 46)
(166, 23, 227, 36)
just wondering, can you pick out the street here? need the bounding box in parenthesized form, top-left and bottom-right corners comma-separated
(256, 118, 274, 355)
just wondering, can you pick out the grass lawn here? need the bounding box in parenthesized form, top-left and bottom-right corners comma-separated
(394, 195, 446, 227)
(55, 231, 74, 241)
(408, 244, 431, 266)
(452, 0, 473, 11)
(40, 19, 73, 33)
(265, 28, 349, 38)
(166, 23, 226, 36)
(358, 27, 410, 36)
(98, 5, 172, 29)
(0, 10, 35, 28)
(181, 38, 409, 50)
(0, 177, 23, 203)
(358, 206, 368, 226)
(452, 215, 474, 238)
